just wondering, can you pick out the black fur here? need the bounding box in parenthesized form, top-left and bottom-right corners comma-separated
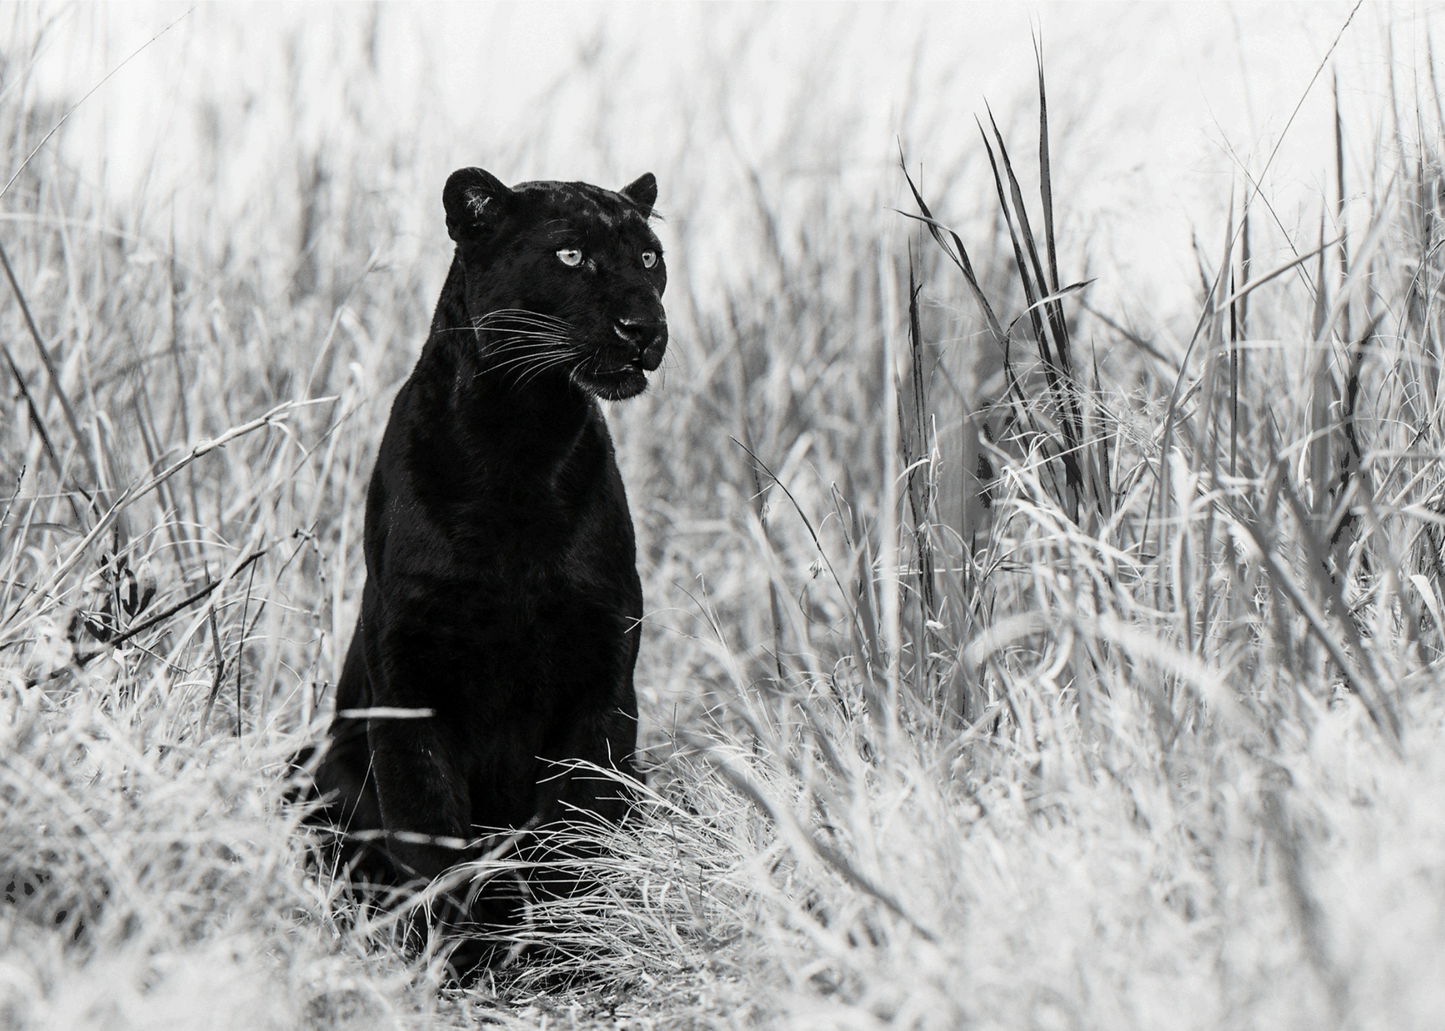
(301, 168, 667, 968)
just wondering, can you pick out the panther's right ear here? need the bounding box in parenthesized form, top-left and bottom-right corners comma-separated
(619, 173, 657, 218)
(443, 167, 512, 242)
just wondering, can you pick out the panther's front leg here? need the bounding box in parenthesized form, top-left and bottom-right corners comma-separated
(367, 716, 473, 885)
(364, 683, 488, 969)
(365, 619, 480, 906)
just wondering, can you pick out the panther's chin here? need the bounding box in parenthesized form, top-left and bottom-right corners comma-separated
(579, 368, 648, 401)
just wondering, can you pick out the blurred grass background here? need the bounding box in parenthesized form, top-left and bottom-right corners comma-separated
(3, 2, 1445, 1028)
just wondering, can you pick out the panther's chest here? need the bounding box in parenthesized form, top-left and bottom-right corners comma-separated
(378, 447, 635, 609)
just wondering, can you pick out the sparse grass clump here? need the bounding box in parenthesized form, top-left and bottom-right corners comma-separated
(2, 7, 1445, 1030)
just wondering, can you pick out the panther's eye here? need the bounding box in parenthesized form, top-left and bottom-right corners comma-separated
(641, 251, 659, 269)
(556, 248, 583, 267)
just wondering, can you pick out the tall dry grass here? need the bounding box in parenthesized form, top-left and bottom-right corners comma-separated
(2, 6, 1445, 1030)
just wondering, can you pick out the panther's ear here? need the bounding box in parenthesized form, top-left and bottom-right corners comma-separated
(444, 167, 512, 242)
(619, 173, 657, 218)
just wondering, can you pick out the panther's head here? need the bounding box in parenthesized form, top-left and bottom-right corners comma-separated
(443, 167, 668, 402)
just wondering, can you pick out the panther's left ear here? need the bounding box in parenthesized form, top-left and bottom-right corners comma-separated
(619, 173, 657, 218)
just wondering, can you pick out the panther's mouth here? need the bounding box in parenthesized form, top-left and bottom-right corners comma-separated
(578, 365, 649, 401)
(572, 322, 665, 401)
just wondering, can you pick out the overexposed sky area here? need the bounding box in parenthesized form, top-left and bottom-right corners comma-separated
(11, 2, 1444, 322)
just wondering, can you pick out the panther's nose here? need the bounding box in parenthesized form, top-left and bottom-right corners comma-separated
(614, 318, 667, 371)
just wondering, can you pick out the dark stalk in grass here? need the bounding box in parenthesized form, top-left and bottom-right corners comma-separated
(0, 471, 23, 621)
(1088, 346, 1112, 519)
(1240, 200, 1252, 339)
(0, 238, 100, 498)
(895, 190, 1053, 498)
(902, 253, 937, 697)
(831, 477, 888, 715)
(1427, 30, 1445, 161)
(1328, 320, 1375, 579)
(1200, 186, 1243, 652)
(980, 111, 1062, 374)
(1309, 212, 1332, 543)
(1190, 232, 1214, 300)
(0, 337, 82, 527)
(202, 596, 227, 732)
(166, 213, 193, 448)
(1230, 199, 1251, 478)
(1023, 48, 1086, 406)
(1034, 34, 1062, 311)
(977, 109, 1086, 521)
(894, 152, 1006, 346)
(976, 111, 1057, 373)
(1193, 202, 1230, 658)
(1012, 64, 1077, 398)
(739, 426, 787, 684)
(901, 60, 1119, 543)
(234, 558, 257, 737)
(1334, 69, 1351, 346)
(0, 468, 19, 530)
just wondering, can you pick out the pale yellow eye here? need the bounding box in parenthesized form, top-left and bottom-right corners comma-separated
(641, 251, 658, 269)
(557, 248, 583, 267)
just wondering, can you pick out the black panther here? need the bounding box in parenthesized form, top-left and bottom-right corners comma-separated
(299, 167, 666, 970)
